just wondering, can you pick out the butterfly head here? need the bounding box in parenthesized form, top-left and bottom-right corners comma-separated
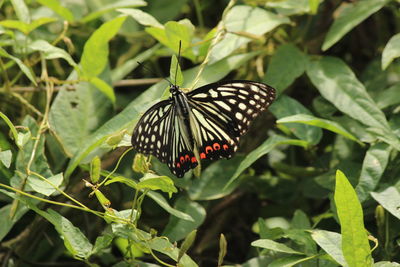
(169, 84, 180, 95)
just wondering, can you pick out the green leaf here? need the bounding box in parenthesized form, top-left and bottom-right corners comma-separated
(36, 0, 75, 22)
(218, 234, 227, 267)
(226, 135, 309, 188)
(29, 40, 77, 67)
(0, 47, 37, 85)
(374, 262, 400, 267)
(48, 76, 114, 157)
(291, 210, 311, 229)
(0, 150, 12, 168)
(334, 170, 372, 267)
(170, 54, 183, 87)
(148, 191, 194, 221)
(162, 197, 205, 242)
(118, 8, 163, 28)
(188, 156, 244, 200)
(376, 83, 400, 109)
(88, 76, 116, 103)
(251, 239, 304, 254)
(311, 230, 347, 266)
(269, 255, 318, 267)
(264, 43, 308, 93)
(41, 209, 93, 259)
(276, 113, 361, 144)
(65, 52, 259, 178)
(382, 33, 400, 70)
(322, 0, 390, 50)
(210, 5, 290, 63)
(0, 112, 19, 147)
(146, 20, 195, 60)
(355, 143, 391, 202)
(80, 16, 127, 78)
(90, 156, 101, 183)
(270, 96, 322, 145)
(265, 0, 313, 16)
(10, 0, 30, 23)
(0, 204, 29, 242)
(137, 174, 178, 196)
(371, 187, 400, 220)
(178, 229, 197, 263)
(80, 0, 146, 23)
(27, 173, 63, 196)
(0, 17, 57, 35)
(91, 233, 113, 255)
(307, 56, 399, 150)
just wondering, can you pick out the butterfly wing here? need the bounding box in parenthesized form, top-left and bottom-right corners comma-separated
(131, 100, 197, 177)
(187, 80, 276, 160)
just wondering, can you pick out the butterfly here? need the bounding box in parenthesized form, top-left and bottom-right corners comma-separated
(131, 80, 276, 177)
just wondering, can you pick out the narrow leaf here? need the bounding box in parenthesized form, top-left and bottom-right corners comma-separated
(382, 33, 400, 70)
(118, 8, 163, 28)
(36, 0, 74, 22)
(29, 40, 77, 67)
(334, 170, 372, 267)
(88, 77, 116, 103)
(178, 230, 197, 263)
(251, 239, 304, 254)
(218, 234, 227, 267)
(0, 47, 37, 85)
(322, 0, 389, 50)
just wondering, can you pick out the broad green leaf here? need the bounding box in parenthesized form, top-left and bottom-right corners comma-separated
(355, 143, 391, 202)
(374, 262, 400, 267)
(29, 40, 77, 67)
(0, 47, 37, 85)
(88, 76, 116, 103)
(264, 43, 308, 93)
(322, 0, 390, 50)
(112, 224, 198, 267)
(334, 170, 372, 267)
(291, 210, 311, 229)
(269, 255, 317, 267)
(146, 20, 195, 60)
(137, 174, 177, 196)
(27, 173, 63, 196)
(226, 135, 308, 187)
(36, 0, 74, 22)
(309, 0, 320, 14)
(371, 187, 400, 220)
(0, 17, 56, 35)
(276, 113, 360, 144)
(91, 233, 113, 255)
(382, 33, 400, 70)
(147, 191, 194, 221)
(80, 16, 127, 78)
(188, 156, 244, 200)
(163, 197, 205, 242)
(80, 0, 146, 23)
(41, 209, 93, 259)
(10, 0, 30, 23)
(376, 83, 400, 109)
(307, 56, 399, 150)
(210, 5, 290, 63)
(48, 74, 114, 157)
(251, 239, 303, 254)
(0, 204, 29, 241)
(270, 96, 322, 145)
(0, 150, 12, 168)
(65, 52, 260, 178)
(265, 0, 312, 15)
(311, 230, 347, 266)
(118, 8, 163, 28)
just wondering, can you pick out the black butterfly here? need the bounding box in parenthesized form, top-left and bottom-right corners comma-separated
(131, 80, 276, 177)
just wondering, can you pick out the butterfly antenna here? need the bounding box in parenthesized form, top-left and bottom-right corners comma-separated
(174, 40, 182, 86)
(137, 61, 172, 85)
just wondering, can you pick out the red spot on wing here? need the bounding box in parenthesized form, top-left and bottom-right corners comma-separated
(180, 156, 185, 164)
(205, 146, 213, 154)
(177, 162, 181, 168)
(213, 143, 221, 150)
(223, 144, 229, 150)
(185, 154, 190, 161)
(200, 152, 206, 159)
(191, 157, 197, 163)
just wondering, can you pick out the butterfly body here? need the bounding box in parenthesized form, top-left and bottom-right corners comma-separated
(132, 80, 276, 177)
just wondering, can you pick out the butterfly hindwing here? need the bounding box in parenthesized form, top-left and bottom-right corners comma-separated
(131, 100, 198, 177)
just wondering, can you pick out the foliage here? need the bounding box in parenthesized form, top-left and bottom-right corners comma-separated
(1, 0, 400, 266)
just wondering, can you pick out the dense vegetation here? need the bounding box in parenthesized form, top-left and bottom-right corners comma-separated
(1, 0, 400, 266)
